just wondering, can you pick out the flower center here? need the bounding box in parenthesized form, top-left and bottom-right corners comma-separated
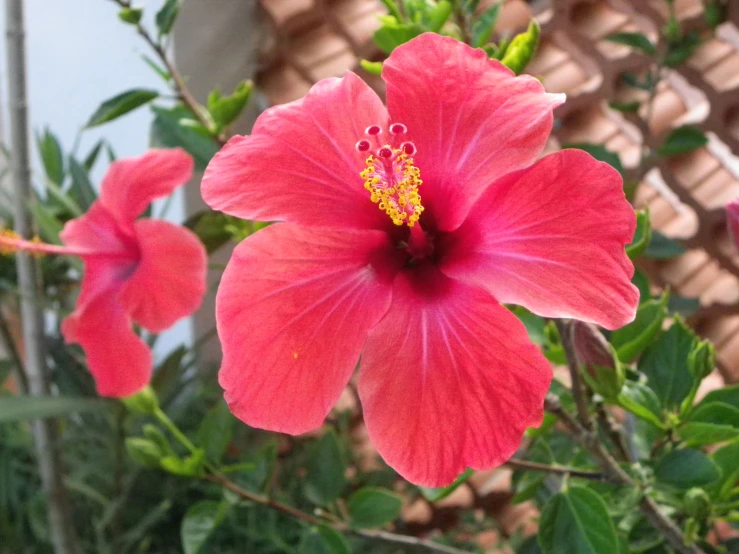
(356, 123, 424, 227)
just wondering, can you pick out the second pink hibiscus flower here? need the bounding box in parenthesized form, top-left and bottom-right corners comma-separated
(202, 33, 638, 486)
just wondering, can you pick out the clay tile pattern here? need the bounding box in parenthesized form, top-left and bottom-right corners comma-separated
(255, 0, 739, 549)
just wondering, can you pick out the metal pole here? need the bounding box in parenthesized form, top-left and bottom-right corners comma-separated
(5, 1, 79, 551)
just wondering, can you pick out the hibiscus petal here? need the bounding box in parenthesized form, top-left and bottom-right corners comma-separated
(441, 149, 639, 330)
(60, 202, 139, 258)
(62, 293, 152, 398)
(383, 33, 564, 231)
(202, 73, 390, 230)
(118, 219, 207, 333)
(100, 148, 194, 231)
(217, 223, 398, 434)
(359, 268, 552, 487)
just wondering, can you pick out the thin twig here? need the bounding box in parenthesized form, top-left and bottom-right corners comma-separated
(108, 0, 226, 146)
(452, 0, 472, 45)
(0, 305, 28, 392)
(207, 474, 472, 554)
(504, 458, 614, 483)
(5, 1, 80, 552)
(595, 403, 632, 462)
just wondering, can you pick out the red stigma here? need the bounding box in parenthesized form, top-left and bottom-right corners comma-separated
(389, 123, 407, 135)
(401, 142, 417, 156)
(365, 125, 382, 136)
(377, 146, 393, 159)
(356, 139, 371, 152)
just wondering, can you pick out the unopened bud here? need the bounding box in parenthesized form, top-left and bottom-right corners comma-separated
(121, 386, 159, 415)
(572, 321, 624, 400)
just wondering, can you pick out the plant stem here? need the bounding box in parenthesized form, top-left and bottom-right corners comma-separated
(0, 305, 28, 392)
(5, 1, 80, 552)
(550, 330, 706, 554)
(504, 458, 614, 483)
(207, 474, 473, 554)
(596, 403, 633, 462)
(108, 0, 226, 145)
(452, 0, 472, 45)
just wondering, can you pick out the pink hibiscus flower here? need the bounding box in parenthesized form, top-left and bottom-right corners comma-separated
(202, 33, 638, 486)
(1, 149, 207, 398)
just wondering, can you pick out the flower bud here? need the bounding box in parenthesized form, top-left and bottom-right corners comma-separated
(572, 321, 624, 400)
(121, 386, 159, 415)
(688, 340, 715, 380)
(683, 488, 711, 521)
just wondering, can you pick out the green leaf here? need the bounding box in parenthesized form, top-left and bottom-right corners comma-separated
(626, 209, 651, 260)
(563, 143, 624, 177)
(160, 450, 206, 477)
(299, 525, 351, 554)
(709, 441, 739, 498)
(207, 80, 252, 130)
(118, 7, 143, 24)
(150, 105, 220, 171)
(359, 59, 383, 76)
(638, 320, 697, 410)
(419, 468, 474, 502)
(36, 128, 65, 185)
(0, 396, 107, 423)
(85, 89, 159, 128)
(471, 3, 501, 47)
(378, 0, 403, 21)
(156, 0, 182, 36)
(500, 20, 540, 75)
(538, 486, 619, 554)
(509, 306, 547, 346)
(677, 422, 739, 447)
(426, 0, 452, 33)
(632, 269, 651, 304)
(658, 126, 708, 157)
(462, 0, 481, 17)
(125, 437, 164, 468)
(348, 487, 402, 529)
(696, 384, 739, 410)
(68, 157, 97, 210)
(645, 230, 685, 259)
(618, 381, 664, 428)
(606, 32, 656, 55)
(373, 22, 424, 54)
(665, 31, 701, 67)
(196, 400, 234, 463)
(608, 100, 641, 113)
(142, 54, 172, 83)
(304, 430, 346, 506)
(181, 501, 227, 554)
(611, 291, 668, 363)
(183, 210, 233, 254)
(668, 294, 700, 316)
(678, 401, 739, 446)
(512, 441, 555, 504)
(83, 140, 105, 171)
(654, 449, 720, 489)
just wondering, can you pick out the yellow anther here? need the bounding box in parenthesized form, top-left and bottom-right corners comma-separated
(361, 150, 424, 227)
(0, 228, 22, 255)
